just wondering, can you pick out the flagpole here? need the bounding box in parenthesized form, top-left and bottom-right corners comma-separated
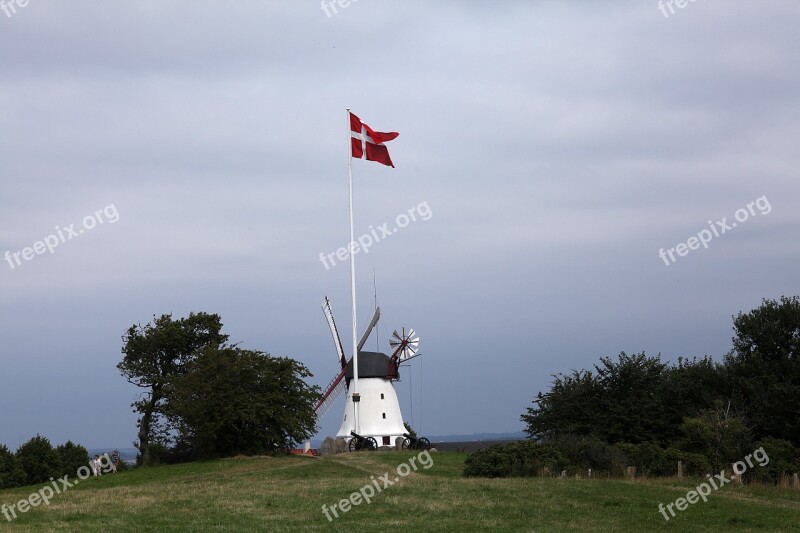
(346, 107, 360, 433)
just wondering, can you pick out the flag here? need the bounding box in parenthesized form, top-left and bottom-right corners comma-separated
(349, 112, 399, 168)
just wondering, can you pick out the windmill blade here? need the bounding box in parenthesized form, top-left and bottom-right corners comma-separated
(391, 327, 414, 342)
(314, 369, 347, 420)
(322, 297, 347, 370)
(390, 327, 421, 361)
(398, 343, 419, 361)
(357, 306, 381, 352)
(402, 351, 422, 362)
(390, 329, 403, 346)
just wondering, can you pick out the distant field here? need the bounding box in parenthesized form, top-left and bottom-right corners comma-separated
(2, 451, 799, 531)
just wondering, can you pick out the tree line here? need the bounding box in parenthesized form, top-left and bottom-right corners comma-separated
(467, 296, 800, 479)
(0, 436, 93, 489)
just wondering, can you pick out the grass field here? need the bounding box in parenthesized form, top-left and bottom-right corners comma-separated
(2, 451, 799, 531)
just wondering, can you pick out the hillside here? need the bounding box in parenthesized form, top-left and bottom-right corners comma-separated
(2, 451, 800, 531)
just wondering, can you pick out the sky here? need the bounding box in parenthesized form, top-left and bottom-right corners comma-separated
(1, 1, 799, 451)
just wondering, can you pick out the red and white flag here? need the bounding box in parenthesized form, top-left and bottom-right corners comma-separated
(349, 112, 399, 168)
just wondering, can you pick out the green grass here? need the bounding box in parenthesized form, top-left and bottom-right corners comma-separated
(2, 452, 799, 531)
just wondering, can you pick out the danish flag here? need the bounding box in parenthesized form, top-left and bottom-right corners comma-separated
(349, 112, 399, 168)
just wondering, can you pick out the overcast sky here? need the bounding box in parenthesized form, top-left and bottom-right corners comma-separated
(1, 1, 799, 450)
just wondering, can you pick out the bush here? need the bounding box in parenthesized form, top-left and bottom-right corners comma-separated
(615, 442, 713, 478)
(549, 438, 627, 476)
(665, 448, 712, 477)
(55, 441, 89, 478)
(463, 441, 568, 478)
(618, 442, 669, 476)
(115, 455, 130, 472)
(748, 438, 799, 484)
(0, 444, 26, 488)
(16, 435, 61, 485)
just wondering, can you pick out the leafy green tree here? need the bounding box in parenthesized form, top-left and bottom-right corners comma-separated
(657, 356, 731, 444)
(523, 353, 732, 449)
(725, 296, 800, 445)
(167, 347, 320, 458)
(16, 435, 60, 485)
(117, 312, 229, 466)
(55, 441, 89, 477)
(522, 369, 600, 441)
(0, 444, 26, 488)
(592, 352, 672, 445)
(679, 404, 752, 472)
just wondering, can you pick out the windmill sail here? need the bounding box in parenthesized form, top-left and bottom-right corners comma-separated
(315, 368, 347, 420)
(357, 306, 381, 352)
(322, 297, 347, 370)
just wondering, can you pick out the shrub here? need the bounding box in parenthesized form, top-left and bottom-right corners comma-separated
(549, 438, 627, 476)
(463, 441, 568, 478)
(665, 448, 712, 477)
(115, 456, 130, 472)
(16, 435, 61, 485)
(55, 441, 89, 478)
(0, 444, 27, 488)
(618, 442, 669, 476)
(748, 438, 799, 484)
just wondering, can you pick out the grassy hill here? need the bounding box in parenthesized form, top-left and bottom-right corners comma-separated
(2, 451, 799, 531)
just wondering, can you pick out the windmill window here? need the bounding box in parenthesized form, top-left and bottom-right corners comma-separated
(380, 393, 384, 400)
(383, 436, 390, 446)
(382, 413, 386, 419)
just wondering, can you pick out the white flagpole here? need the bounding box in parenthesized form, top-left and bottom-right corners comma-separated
(346, 108, 360, 432)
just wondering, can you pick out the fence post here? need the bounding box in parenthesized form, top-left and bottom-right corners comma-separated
(731, 464, 742, 484)
(677, 461, 683, 479)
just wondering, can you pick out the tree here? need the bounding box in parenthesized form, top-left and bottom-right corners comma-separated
(592, 352, 671, 445)
(679, 403, 752, 472)
(725, 296, 800, 445)
(16, 435, 60, 485)
(117, 312, 229, 466)
(522, 370, 600, 441)
(55, 441, 89, 477)
(730, 296, 800, 363)
(167, 347, 321, 458)
(0, 444, 26, 489)
(522, 352, 725, 447)
(658, 356, 730, 443)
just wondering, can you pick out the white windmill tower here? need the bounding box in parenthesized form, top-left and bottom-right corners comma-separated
(314, 297, 421, 449)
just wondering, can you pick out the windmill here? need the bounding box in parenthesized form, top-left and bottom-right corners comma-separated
(314, 296, 421, 448)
